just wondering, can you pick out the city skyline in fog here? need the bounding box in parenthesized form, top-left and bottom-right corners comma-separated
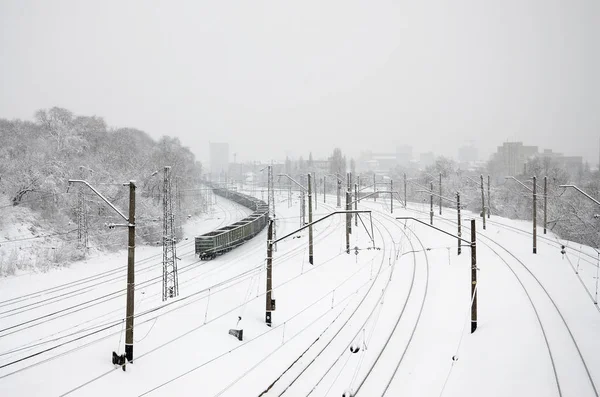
(1, 0, 598, 166)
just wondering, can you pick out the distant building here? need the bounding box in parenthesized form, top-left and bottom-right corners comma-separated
(210, 142, 229, 178)
(311, 160, 331, 174)
(538, 149, 583, 176)
(493, 142, 538, 176)
(357, 147, 412, 173)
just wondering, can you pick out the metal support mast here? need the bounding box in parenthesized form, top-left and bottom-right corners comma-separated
(162, 166, 179, 301)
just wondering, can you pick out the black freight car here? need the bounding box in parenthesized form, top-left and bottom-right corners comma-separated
(195, 186, 269, 260)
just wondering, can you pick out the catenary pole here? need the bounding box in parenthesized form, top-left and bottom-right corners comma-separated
(346, 190, 351, 254)
(471, 219, 477, 333)
(355, 183, 358, 227)
(480, 175, 486, 230)
(487, 175, 491, 219)
(403, 173, 407, 208)
(544, 176, 547, 234)
(430, 181, 434, 225)
(533, 176, 537, 254)
(439, 173, 442, 215)
(457, 192, 461, 255)
(308, 173, 314, 265)
(265, 220, 274, 326)
(125, 181, 136, 362)
(390, 179, 393, 214)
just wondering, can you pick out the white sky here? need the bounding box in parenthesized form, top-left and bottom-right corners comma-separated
(1, 0, 599, 164)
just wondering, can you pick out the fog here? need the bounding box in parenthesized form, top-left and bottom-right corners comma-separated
(1, 0, 598, 164)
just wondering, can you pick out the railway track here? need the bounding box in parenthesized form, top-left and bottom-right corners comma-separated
(402, 204, 599, 396)
(255, 202, 428, 397)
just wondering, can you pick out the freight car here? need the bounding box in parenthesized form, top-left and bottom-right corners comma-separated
(195, 186, 269, 260)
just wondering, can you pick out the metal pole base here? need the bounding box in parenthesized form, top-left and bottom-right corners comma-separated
(125, 343, 133, 363)
(533, 248, 537, 254)
(309, 255, 313, 265)
(471, 322, 477, 333)
(266, 311, 272, 327)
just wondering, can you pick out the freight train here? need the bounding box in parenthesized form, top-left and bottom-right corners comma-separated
(195, 186, 269, 260)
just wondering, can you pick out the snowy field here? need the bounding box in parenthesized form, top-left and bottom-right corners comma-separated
(0, 188, 599, 397)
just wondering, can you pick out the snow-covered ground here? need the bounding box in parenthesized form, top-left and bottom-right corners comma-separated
(0, 189, 599, 397)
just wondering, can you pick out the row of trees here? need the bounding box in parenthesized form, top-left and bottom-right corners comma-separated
(0, 107, 204, 271)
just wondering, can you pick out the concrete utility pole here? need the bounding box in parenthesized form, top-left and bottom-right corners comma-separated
(68, 179, 137, 364)
(323, 175, 326, 203)
(471, 219, 477, 333)
(533, 176, 537, 254)
(268, 166, 277, 250)
(487, 175, 491, 219)
(314, 173, 317, 210)
(390, 179, 393, 214)
(346, 190, 351, 254)
(480, 175, 486, 230)
(300, 191, 305, 227)
(439, 173, 442, 215)
(457, 192, 461, 255)
(265, 219, 275, 326)
(355, 183, 358, 227)
(347, 173, 352, 234)
(308, 173, 314, 265)
(373, 174, 376, 202)
(337, 177, 341, 208)
(430, 181, 434, 225)
(544, 176, 547, 234)
(403, 173, 407, 208)
(126, 181, 136, 361)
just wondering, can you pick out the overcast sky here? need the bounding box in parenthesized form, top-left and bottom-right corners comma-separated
(1, 0, 598, 165)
